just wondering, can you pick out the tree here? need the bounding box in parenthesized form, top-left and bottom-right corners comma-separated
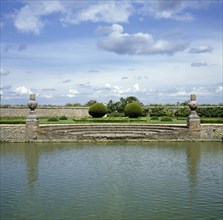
(85, 100, 97, 106)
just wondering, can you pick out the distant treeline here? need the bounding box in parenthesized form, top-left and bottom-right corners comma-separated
(1, 96, 222, 118)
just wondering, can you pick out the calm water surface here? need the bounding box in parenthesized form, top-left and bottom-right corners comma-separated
(0, 142, 222, 220)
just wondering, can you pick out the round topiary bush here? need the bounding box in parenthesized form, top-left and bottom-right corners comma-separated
(88, 103, 108, 118)
(150, 116, 159, 120)
(59, 116, 68, 120)
(124, 102, 143, 118)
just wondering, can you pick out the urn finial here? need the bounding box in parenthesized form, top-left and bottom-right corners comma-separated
(28, 94, 38, 111)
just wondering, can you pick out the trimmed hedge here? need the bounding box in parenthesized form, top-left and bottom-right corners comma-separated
(197, 107, 223, 118)
(0, 119, 25, 124)
(201, 118, 223, 123)
(107, 112, 125, 117)
(174, 108, 190, 117)
(160, 117, 173, 122)
(88, 103, 108, 118)
(150, 116, 159, 120)
(124, 102, 143, 118)
(47, 117, 59, 122)
(59, 116, 68, 120)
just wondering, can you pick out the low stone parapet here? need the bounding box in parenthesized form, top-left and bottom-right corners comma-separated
(0, 124, 222, 142)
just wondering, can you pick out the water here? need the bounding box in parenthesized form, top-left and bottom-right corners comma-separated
(0, 142, 222, 220)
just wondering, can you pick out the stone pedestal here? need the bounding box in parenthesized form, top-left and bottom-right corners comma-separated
(187, 111, 201, 131)
(26, 94, 39, 140)
(187, 94, 201, 131)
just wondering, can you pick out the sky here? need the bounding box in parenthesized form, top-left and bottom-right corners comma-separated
(0, 0, 222, 105)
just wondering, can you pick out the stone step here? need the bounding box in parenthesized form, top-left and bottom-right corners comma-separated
(40, 125, 186, 132)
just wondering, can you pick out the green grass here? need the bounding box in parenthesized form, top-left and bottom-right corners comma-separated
(0, 118, 26, 124)
(200, 118, 223, 123)
(1, 117, 222, 125)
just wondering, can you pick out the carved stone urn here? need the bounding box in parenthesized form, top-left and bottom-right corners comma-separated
(27, 94, 38, 120)
(187, 94, 200, 130)
(188, 94, 197, 110)
(28, 94, 38, 111)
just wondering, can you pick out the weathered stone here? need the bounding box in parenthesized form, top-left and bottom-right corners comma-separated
(187, 94, 201, 131)
(1, 124, 222, 142)
(0, 107, 90, 118)
(26, 94, 39, 141)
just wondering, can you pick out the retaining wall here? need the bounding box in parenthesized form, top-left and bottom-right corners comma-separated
(0, 107, 90, 118)
(1, 124, 222, 142)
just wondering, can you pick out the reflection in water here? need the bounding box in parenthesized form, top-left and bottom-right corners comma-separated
(24, 144, 39, 187)
(186, 143, 201, 186)
(1, 142, 222, 220)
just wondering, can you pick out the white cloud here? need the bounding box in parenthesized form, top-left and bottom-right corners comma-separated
(215, 86, 223, 93)
(189, 45, 213, 54)
(43, 94, 53, 99)
(67, 88, 78, 97)
(15, 86, 32, 95)
(97, 24, 189, 55)
(191, 60, 207, 67)
(13, 1, 132, 33)
(63, 1, 133, 24)
(133, 83, 140, 91)
(11, 1, 214, 34)
(14, 1, 64, 34)
(0, 68, 10, 76)
(139, 1, 198, 21)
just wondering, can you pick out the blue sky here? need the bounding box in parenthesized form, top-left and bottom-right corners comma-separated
(0, 0, 222, 105)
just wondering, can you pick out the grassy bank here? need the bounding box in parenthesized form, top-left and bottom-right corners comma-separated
(1, 117, 222, 124)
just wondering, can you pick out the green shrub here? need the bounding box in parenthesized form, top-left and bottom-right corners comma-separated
(47, 117, 59, 122)
(59, 116, 68, 120)
(174, 108, 190, 117)
(107, 112, 125, 117)
(150, 107, 164, 116)
(0, 119, 25, 124)
(150, 116, 159, 120)
(176, 117, 187, 120)
(201, 118, 223, 123)
(124, 102, 143, 118)
(160, 117, 173, 122)
(197, 107, 223, 118)
(88, 103, 108, 118)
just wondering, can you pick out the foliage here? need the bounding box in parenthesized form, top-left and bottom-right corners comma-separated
(65, 103, 82, 107)
(150, 116, 159, 120)
(124, 102, 143, 118)
(200, 118, 223, 123)
(48, 117, 59, 122)
(160, 117, 173, 122)
(107, 96, 142, 114)
(85, 100, 97, 106)
(107, 112, 125, 117)
(88, 103, 108, 118)
(0, 118, 25, 124)
(150, 107, 173, 117)
(59, 116, 68, 120)
(174, 108, 190, 117)
(197, 107, 223, 118)
(73, 117, 147, 123)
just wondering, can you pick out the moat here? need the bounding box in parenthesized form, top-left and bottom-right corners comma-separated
(1, 142, 222, 219)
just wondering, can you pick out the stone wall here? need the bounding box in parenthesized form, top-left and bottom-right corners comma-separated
(1, 124, 222, 142)
(0, 107, 90, 118)
(0, 125, 27, 142)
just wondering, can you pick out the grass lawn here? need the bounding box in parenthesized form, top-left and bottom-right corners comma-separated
(1, 117, 222, 124)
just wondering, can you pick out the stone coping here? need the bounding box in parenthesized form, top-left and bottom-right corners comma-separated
(0, 123, 222, 127)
